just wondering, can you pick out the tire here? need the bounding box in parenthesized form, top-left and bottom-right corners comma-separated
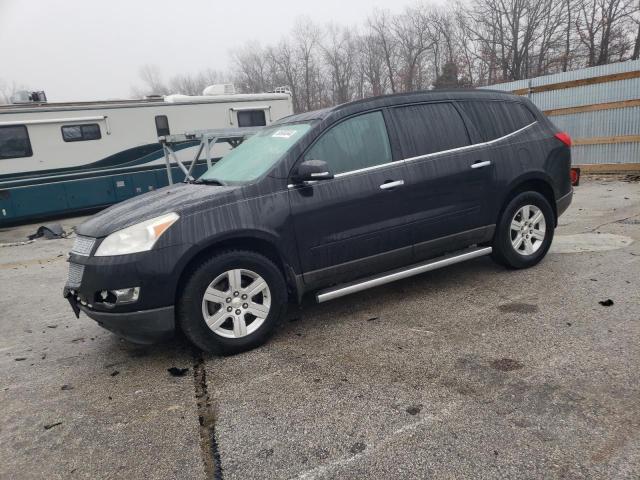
(178, 250, 287, 355)
(491, 191, 555, 269)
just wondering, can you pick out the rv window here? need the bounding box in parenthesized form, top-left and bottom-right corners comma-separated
(0, 125, 33, 159)
(237, 110, 266, 127)
(61, 124, 102, 142)
(155, 115, 170, 136)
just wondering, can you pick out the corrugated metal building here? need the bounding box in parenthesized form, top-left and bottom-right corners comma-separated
(480, 60, 640, 166)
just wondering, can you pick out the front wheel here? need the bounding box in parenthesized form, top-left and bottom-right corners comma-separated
(491, 191, 555, 269)
(178, 250, 287, 354)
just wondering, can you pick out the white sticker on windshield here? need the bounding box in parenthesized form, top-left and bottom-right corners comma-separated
(272, 129, 297, 139)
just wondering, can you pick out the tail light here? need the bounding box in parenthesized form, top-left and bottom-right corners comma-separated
(555, 132, 572, 147)
(570, 167, 580, 186)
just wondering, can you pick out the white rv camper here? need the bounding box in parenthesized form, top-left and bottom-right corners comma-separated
(0, 85, 293, 224)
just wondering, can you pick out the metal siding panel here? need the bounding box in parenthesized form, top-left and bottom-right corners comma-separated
(551, 107, 640, 138)
(572, 143, 640, 164)
(482, 60, 640, 165)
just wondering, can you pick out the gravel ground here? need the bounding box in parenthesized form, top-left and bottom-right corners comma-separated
(0, 177, 638, 479)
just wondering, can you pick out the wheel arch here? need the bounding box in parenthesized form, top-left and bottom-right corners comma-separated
(173, 231, 301, 308)
(498, 173, 558, 227)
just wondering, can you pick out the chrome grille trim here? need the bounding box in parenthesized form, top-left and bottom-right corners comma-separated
(67, 263, 85, 288)
(71, 235, 95, 256)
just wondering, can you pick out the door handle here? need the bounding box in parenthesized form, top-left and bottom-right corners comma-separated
(380, 180, 405, 190)
(471, 160, 491, 169)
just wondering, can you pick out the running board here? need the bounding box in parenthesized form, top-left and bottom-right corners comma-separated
(315, 246, 492, 303)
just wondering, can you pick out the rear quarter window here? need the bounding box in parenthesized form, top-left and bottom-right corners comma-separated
(457, 100, 536, 142)
(390, 102, 470, 158)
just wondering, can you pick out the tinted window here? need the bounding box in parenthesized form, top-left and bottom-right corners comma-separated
(304, 111, 392, 174)
(391, 102, 470, 158)
(0, 125, 33, 159)
(155, 115, 170, 136)
(61, 124, 101, 142)
(237, 110, 266, 127)
(457, 100, 536, 142)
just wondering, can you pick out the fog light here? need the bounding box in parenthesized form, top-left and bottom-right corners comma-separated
(112, 287, 140, 304)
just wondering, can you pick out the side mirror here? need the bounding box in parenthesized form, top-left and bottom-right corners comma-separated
(294, 159, 334, 184)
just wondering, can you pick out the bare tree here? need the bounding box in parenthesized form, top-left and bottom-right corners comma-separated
(393, 5, 435, 91)
(367, 10, 400, 93)
(135, 64, 169, 96)
(358, 31, 389, 96)
(633, 3, 640, 59)
(321, 24, 358, 104)
(575, 0, 636, 66)
(232, 43, 271, 94)
(0, 79, 30, 104)
(292, 18, 323, 111)
(136, 0, 640, 109)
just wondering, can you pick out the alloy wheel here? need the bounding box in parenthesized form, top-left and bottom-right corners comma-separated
(201, 269, 271, 338)
(510, 205, 546, 256)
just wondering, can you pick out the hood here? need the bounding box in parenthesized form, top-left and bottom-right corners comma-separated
(76, 183, 240, 238)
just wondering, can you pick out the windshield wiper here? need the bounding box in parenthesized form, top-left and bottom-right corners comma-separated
(196, 178, 227, 186)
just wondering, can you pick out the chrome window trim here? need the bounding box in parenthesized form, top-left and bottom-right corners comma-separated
(401, 121, 537, 164)
(288, 120, 537, 188)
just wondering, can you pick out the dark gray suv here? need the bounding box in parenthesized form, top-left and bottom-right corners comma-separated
(64, 89, 573, 354)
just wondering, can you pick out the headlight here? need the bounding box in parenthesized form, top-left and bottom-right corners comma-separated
(95, 212, 180, 256)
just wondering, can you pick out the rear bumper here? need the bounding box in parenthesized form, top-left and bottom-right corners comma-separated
(79, 304, 175, 344)
(556, 189, 573, 218)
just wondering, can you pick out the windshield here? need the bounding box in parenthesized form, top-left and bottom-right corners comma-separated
(199, 123, 312, 184)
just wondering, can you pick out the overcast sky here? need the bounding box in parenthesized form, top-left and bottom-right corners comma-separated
(0, 0, 408, 102)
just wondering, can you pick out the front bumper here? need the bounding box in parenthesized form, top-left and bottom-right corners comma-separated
(79, 304, 175, 344)
(62, 243, 190, 344)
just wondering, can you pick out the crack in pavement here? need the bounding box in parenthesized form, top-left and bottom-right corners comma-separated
(193, 351, 224, 480)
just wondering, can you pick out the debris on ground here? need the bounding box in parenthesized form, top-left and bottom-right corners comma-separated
(167, 367, 189, 377)
(0, 240, 35, 248)
(406, 405, 422, 415)
(27, 223, 67, 240)
(599, 299, 614, 307)
(43, 422, 62, 430)
(349, 442, 366, 454)
(367, 317, 379, 322)
(110, 371, 120, 377)
(61, 385, 73, 391)
(490, 358, 524, 371)
(14, 358, 26, 361)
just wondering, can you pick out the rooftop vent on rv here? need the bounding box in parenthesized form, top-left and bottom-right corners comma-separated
(10, 90, 48, 104)
(202, 84, 236, 96)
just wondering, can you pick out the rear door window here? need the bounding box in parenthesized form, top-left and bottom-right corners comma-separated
(303, 110, 392, 174)
(390, 102, 470, 158)
(457, 101, 536, 142)
(0, 125, 33, 159)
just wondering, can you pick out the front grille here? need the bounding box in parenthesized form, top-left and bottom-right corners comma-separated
(71, 235, 95, 256)
(67, 263, 85, 288)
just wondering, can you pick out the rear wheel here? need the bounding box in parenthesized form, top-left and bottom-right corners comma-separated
(178, 250, 287, 354)
(492, 191, 555, 269)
